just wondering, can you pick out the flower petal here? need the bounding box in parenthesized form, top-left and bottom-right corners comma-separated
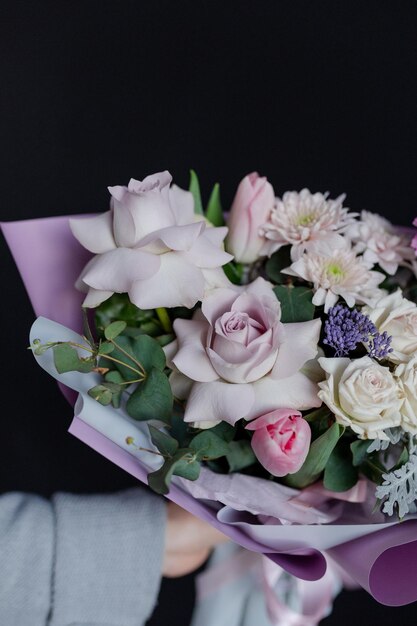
(172, 319, 219, 382)
(246, 408, 302, 431)
(246, 372, 322, 420)
(201, 286, 240, 325)
(82, 248, 160, 291)
(185, 231, 233, 268)
(169, 184, 195, 224)
(82, 287, 114, 308)
(70, 212, 116, 254)
(271, 319, 321, 380)
(137, 221, 205, 252)
(128, 251, 205, 309)
(184, 381, 255, 426)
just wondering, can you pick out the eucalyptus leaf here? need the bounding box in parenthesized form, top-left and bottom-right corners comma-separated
(99, 341, 114, 355)
(223, 262, 243, 285)
(126, 367, 173, 422)
(226, 440, 257, 472)
(209, 422, 236, 443)
(105, 370, 124, 408)
(104, 320, 127, 340)
(148, 424, 179, 457)
(190, 431, 229, 461)
(147, 449, 200, 495)
(53, 343, 95, 374)
(189, 169, 203, 215)
(88, 385, 113, 405)
(273, 285, 315, 323)
(285, 422, 343, 489)
(206, 183, 224, 226)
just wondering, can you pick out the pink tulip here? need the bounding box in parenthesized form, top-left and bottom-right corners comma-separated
(246, 409, 311, 477)
(226, 172, 275, 263)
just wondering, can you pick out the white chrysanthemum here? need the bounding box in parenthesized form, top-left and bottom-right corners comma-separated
(283, 240, 385, 312)
(260, 188, 356, 259)
(345, 210, 415, 275)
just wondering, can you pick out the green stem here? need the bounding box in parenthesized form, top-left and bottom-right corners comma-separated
(156, 307, 172, 333)
(65, 341, 141, 376)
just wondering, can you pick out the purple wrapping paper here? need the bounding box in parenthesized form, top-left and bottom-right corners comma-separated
(2, 214, 417, 605)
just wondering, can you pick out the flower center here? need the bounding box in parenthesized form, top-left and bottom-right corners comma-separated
(296, 212, 316, 227)
(326, 262, 345, 282)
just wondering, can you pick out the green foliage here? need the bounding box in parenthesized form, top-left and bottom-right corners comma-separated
(323, 439, 358, 491)
(148, 424, 178, 456)
(189, 169, 204, 215)
(104, 320, 127, 340)
(88, 384, 113, 405)
(126, 367, 173, 422)
(285, 422, 343, 489)
(350, 439, 370, 467)
(95, 294, 161, 338)
(104, 370, 124, 408)
(206, 183, 225, 226)
(147, 449, 201, 495)
(223, 261, 244, 285)
(273, 285, 315, 323)
(209, 422, 236, 443)
(189, 431, 229, 461)
(265, 247, 292, 284)
(226, 440, 257, 472)
(53, 343, 95, 374)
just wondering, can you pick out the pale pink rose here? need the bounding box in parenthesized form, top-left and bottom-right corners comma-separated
(168, 277, 322, 426)
(245, 409, 311, 476)
(226, 172, 275, 263)
(70, 171, 232, 309)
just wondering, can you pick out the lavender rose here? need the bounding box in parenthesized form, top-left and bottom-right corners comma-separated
(168, 277, 322, 426)
(70, 171, 232, 309)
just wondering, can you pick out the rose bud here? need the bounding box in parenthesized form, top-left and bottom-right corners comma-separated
(246, 409, 311, 477)
(226, 172, 275, 264)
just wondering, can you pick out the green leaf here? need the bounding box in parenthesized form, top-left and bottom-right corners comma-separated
(323, 440, 358, 491)
(95, 294, 159, 336)
(190, 431, 229, 461)
(273, 285, 315, 323)
(189, 169, 204, 215)
(104, 320, 127, 340)
(53, 343, 95, 374)
(303, 407, 332, 423)
(98, 341, 114, 355)
(350, 439, 370, 467)
(148, 424, 178, 457)
(131, 335, 166, 372)
(126, 367, 173, 422)
(265, 247, 292, 284)
(285, 422, 343, 489)
(209, 422, 236, 443)
(226, 440, 257, 472)
(105, 370, 124, 408)
(147, 449, 200, 495)
(223, 262, 243, 285)
(88, 385, 113, 405)
(206, 183, 224, 226)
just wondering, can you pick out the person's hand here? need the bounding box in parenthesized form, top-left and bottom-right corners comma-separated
(162, 501, 228, 577)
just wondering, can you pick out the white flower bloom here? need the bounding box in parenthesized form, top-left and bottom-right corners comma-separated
(363, 291, 417, 363)
(283, 240, 385, 312)
(318, 356, 403, 440)
(395, 356, 417, 436)
(260, 188, 356, 260)
(346, 210, 415, 275)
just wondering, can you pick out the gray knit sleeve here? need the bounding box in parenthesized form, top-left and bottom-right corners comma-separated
(0, 489, 166, 626)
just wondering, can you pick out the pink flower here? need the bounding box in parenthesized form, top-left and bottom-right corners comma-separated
(226, 172, 275, 263)
(70, 171, 232, 309)
(168, 277, 322, 426)
(245, 409, 311, 476)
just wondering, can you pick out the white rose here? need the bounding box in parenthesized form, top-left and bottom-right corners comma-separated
(362, 291, 417, 364)
(395, 356, 417, 435)
(318, 356, 402, 439)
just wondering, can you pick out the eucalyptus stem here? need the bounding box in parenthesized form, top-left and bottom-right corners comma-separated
(156, 307, 172, 333)
(65, 341, 142, 376)
(110, 339, 147, 376)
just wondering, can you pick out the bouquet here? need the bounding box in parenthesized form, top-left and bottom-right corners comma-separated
(3, 170, 417, 624)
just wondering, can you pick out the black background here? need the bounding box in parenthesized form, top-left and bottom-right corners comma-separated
(1, 1, 417, 624)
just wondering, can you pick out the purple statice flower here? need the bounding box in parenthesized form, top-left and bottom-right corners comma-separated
(323, 304, 393, 359)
